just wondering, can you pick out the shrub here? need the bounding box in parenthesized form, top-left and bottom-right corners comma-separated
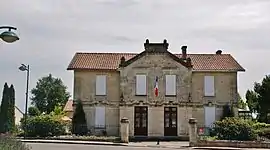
(257, 128, 270, 139)
(28, 106, 41, 117)
(213, 117, 257, 141)
(220, 104, 234, 120)
(252, 122, 270, 130)
(0, 135, 30, 150)
(21, 114, 66, 137)
(72, 100, 88, 135)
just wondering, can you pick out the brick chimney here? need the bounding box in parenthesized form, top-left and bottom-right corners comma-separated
(181, 46, 187, 59)
(144, 39, 169, 53)
(216, 50, 222, 55)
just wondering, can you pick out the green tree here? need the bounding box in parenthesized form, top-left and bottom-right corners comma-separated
(28, 106, 41, 116)
(246, 75, 270, 123)
(7, 84, 15, 132)
(72, 100, 88, 135)
(0, 83, 9, 133)
(0, 83, 15, 133)
(31, 74, 70, 114)
(246, 90, 259, 113)
(238, 93, 247, 109)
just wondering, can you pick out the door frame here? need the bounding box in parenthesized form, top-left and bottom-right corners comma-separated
(164, 106, 178, 136)
(134, 106, 148, 136)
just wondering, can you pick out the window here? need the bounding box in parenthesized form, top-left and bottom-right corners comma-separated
(95, 107, 105, 128)
(165, 75, 176, 96)
(204, 76, 215, 96)
(96, 75, 106, 95)
(136, 74, 147, 95)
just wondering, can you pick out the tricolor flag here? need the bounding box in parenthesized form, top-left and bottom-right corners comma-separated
(154, 76, 158, 97)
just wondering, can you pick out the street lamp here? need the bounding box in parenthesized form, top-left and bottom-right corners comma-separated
(0, 26, 19, 43)
(19, 64, 29, 139)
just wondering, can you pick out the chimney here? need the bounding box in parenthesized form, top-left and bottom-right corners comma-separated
(181, 46, 187, 59)
(144, 39, 169, 53)
(216, 50, 222, 55)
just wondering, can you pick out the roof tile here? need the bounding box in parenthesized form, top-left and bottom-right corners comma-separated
(67, 52, 245, 71)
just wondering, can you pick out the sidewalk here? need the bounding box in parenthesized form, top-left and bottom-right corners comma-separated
(21, 139, 255, 150)
(20, 139, 127, 147)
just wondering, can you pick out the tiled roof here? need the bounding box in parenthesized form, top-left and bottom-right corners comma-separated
(63, 99, 73, 112)
(67, 52, 245, 71)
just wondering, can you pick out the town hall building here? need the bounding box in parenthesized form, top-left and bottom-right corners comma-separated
(67, 39, 245, 137)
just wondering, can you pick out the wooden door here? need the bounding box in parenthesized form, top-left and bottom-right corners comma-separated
(134, 106, 148, 136)
(164, 107, 177, 136)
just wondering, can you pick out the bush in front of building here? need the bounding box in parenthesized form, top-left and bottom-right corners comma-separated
(20, 114, 66, 137)
(0, 135, 30, 150)
(213, 117, 257, 141)
(71, 100, 88, 135)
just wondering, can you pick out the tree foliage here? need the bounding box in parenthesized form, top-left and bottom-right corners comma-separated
(72, 100, 88, 135)
(221, 104, 234, 120)
(28, 106, 41, 117)
(238, 93, 247, 109)
(246, 75, 270, 123)
(31, 74, 70, 114)
(0, 83, 15, 133)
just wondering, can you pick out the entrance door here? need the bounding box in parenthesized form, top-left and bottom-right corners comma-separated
(134, 106, 148, 136)
(204, 106, 216, 127)
(164, 107, 177, 136)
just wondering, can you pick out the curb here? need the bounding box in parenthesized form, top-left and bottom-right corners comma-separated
(192, 147, 243, 150)
(20, 140, 128, 147)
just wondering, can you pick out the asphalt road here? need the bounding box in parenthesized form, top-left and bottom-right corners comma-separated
(26, 143, 191, 150)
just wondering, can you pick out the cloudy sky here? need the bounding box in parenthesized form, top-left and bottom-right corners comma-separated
(0, 0, 269, 112)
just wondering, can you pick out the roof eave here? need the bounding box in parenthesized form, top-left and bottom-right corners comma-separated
(192, 69, 245, 72)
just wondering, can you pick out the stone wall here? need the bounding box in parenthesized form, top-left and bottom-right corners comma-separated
(191, 72, 238, 105)
(195, 140, 270, 148)
(119, 53, 192, 104)
(73, 70, 120, 103)
(83, 105, 119, 136)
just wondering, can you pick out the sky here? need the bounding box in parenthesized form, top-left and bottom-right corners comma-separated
(0, 0, 270, 112)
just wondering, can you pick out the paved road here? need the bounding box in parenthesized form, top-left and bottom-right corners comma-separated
(27, 143, 187, 150)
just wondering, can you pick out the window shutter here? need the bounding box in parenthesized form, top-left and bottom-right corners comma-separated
(165, 75, 176, 95)
(204, 76, 215, 96)
(96, 75, 106, 95)
(95, 107, 105, 128)
(136, 75, 147, 95)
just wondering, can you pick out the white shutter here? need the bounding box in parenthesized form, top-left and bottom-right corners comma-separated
(136, 75, 147, 95)
(204, 106, 216, 127)
(165, 75, 176, 96)
(96, 75, 106, 95)
(204, 76, 215, 96)
(95, 107, 105, 128)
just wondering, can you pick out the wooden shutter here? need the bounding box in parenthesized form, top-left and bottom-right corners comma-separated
(204, 106, 216, 127)
(165, 75, 176, 96)
(136, 75, 147, 95)
(95, 107, 106, 128)
(204, 76, 215, 96)
(96, 75, 106, 95)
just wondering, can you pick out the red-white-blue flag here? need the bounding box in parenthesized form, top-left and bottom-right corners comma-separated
(154, 76, 158, 97)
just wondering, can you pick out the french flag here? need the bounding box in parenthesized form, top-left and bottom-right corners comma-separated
(154, 76, 158, 97)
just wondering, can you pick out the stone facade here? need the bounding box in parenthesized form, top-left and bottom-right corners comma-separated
(73, 55, 239, 136)
(70, 40, 244, 137)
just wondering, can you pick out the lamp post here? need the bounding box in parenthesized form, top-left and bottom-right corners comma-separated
(19, 64, 29, 139)
(0, 26, 19, 43)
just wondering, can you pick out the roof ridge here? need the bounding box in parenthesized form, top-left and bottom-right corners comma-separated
(76, 52, 138, 54)
(75, 52, 231, 55)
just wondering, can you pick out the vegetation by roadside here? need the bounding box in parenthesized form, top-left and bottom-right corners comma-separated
(0, 135, 30, 150)
(18, 135, 120, 143)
